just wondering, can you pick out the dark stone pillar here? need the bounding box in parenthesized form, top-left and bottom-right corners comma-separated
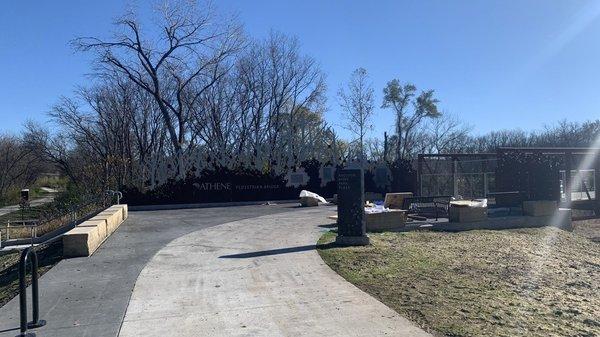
(335, 169, 369, 246)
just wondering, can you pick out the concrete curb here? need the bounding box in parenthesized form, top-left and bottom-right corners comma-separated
(128, 199, 302, 211)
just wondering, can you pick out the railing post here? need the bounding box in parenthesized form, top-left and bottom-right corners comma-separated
(18, 248, 29, 336)
(27, 249, 45, 329)
(104, 189, 122, 205)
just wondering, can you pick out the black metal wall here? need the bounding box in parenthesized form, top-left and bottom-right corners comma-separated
(121, 159, 417, 205)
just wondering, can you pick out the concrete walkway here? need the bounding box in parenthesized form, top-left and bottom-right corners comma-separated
(119, 207, 431, 337)
(0, 205, 293, 337)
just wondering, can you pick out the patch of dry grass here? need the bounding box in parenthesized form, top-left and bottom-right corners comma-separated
(1, 201, 105, 239)
(0, 241, 63, 307)
(318, 228, 600, 337)
(573, 219, 600, 243)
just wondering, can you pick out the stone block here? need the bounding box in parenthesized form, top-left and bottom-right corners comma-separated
(449, 204, 487, 222)
(78, 219, 108, 239)
(384, 192, 413, 209)
(107, 204, 128, 220)
(63, 226, 102, 257)
(300, 196, 319, 207)
(522, 200, 557, 217)
(92, 209, 123, 234)
(365, 210, 407, 232)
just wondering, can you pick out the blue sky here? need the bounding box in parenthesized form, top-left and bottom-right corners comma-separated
(1, 0, 600, 138)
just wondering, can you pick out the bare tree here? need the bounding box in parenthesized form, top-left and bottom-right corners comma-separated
(0, 134, 42, 202)
(217, 32, 327, 171)
(74, 0, 243, 178)
(426, 113, 472, 154)
(338, 68, 375, 165)
(365, 137, 386, 162)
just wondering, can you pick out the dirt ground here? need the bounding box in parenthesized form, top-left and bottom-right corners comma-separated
(573, 218, 600, 243)
(0, 241, 63, 308)
(318, 226, 600, 337)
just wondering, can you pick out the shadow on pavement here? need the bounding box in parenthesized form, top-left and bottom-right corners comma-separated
(0, 327, 17, 334)
(219, 245, 316, 258)
(219, 239, 342, 259)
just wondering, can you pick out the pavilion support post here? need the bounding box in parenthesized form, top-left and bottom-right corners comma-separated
(417, 154, 423, 196)
(481, 159, 487, 197)
(484, 173, 489, 197)
(565, 152, 573, 204)
(452, 157, 458, 198)
(594, 157, 600, 215)
(383, 132, 388, 163)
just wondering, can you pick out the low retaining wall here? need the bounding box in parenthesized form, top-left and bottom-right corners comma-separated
(431, 208, 572, 232)
(63, 204, 128, 257)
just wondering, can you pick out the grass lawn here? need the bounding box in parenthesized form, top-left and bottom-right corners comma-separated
(318, 227, 600, 337)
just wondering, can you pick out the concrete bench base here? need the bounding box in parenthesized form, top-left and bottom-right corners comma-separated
(434, 208, 572, 232)
(107, 204, 128, 220)
(78, 219, 108, 239)
(523, 200, 557, 216)
(63, 204, 128, 258)
(449, 206, 487, 222)
(63, 226, 103, 257)
(93, 208, 124, 234)
(365, 210, 407, 232)
(327, 211, 407, 232)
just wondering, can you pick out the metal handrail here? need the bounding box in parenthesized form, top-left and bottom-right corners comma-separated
(18, 247, 46, 336)
(105, 190, 122, 205)
(2, 193, 112, 244)
(5, 220, 39, 242)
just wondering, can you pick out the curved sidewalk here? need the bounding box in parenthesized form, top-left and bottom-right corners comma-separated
(0, 205, 293, 337)
(119, 207, 431, 337)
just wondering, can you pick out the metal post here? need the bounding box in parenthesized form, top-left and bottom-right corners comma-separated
(417, 154, 423, 196)
(481, 159, 487, 198)
(565, 152, 573, 204)
(484, 173, 489, 198)
(452, 157, 458, 198)
(594, 159, 600, 216)
(383, 132, 388, 163)
(18, 247, 46, 337)
(28, 250, 45, 329)
(18, 249, 28, 336)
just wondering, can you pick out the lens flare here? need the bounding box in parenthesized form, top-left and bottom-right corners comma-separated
(519, 137, 600, 329)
